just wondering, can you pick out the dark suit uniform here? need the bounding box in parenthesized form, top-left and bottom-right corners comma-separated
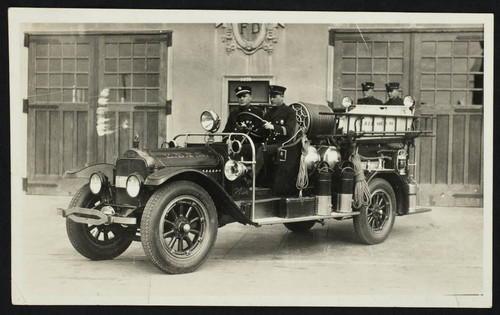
(357, 96, 384, 105)
(222, 105, 263, 143)
(384, 97, 404, 105)
(254, 104, 297, 188)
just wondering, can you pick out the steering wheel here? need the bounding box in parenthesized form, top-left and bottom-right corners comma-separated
(236, 111, 265, 140)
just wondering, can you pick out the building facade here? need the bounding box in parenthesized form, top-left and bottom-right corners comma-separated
(19, 23, 484, 206)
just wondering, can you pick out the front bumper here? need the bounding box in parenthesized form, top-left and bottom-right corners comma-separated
(58, 207, 137, 225)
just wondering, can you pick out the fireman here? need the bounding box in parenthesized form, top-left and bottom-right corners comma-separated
(384, 82, 404, 105)
(357, 82, 383, 105)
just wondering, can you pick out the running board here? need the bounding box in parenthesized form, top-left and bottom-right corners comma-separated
(405, 208, 432, 215)
(254, 211, 360, 225)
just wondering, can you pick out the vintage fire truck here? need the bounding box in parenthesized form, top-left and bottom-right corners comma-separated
(59, 96, 432, 274)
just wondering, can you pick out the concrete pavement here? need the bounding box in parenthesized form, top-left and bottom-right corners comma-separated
(11, 194, 490, 307)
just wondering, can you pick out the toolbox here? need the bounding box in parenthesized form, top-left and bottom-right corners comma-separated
(279, 197, 317, 218)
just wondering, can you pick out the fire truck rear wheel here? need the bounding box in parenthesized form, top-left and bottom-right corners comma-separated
(141, 181, 218, 274)
(283, 220, 316, 233)
(353, 178, 396, 245)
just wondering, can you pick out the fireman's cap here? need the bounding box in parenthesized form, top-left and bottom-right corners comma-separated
(385, 82, 400, 92)
(361, 82, 375, 91)
(269, 85, 286, 96)
(235, 86, 252, 96)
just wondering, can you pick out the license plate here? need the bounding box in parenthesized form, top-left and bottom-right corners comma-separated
(115, 176, 128, 188)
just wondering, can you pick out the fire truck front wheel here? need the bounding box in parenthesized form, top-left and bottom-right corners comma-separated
(353, 178, 396, 245)
(141, 181, 218, 274)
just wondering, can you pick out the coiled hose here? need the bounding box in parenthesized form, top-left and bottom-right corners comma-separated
(349, 154, 371, 208)
(296, 135, 310, 197)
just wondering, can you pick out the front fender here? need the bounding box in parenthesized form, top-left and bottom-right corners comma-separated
(146, 168, 254, 226)
(64, 163, 115, 182)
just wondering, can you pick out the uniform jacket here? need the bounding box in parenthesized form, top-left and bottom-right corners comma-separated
(222, 105, 264, 141)
(357, 96, 384, 105)
(257, 104, 297, 145)
(384, 97, 404, 105)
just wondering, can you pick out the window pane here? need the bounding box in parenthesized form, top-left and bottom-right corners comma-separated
(469, 74, 483, 89)
(76, 44, 89, 57)
(105, 44, 119, 57)
(342, 42, 356, 56)
(119, 43, 132, 57)
(421, 74, 435, 88)
(36, 88, 48, 103)
(453, 74, 467, 88)
(469, 58, 483, 72)
(357, 42, 372, 57)
(49, 59, 62, 72)
(49, 74, 62, 87)
(389, 58, 403, 72)
(453, 42, 468, 55)
(422, 42, 436, 55)
(373, 42, 387, 56)
(420, 91, 434, 105)
(421, 58, 436, 72)
(50, 44, 62, 57)
(134, 74, 146, 87)
(119, 74, 131, 88)
(132, 89, 145, 102)
(437, 74, 451, 88)
(119, 59, 132, 73)
(147, 43, 160, 57)
(389, 42, 403, 57)
(63, 89, 73, 102)
(436, 91, 451, 105)
(469, 41, 483, 56)
(147, 59, 160, 72)
(342, 74, 355, 88)
(108, 89, 118, 102)
(36, 74, 49, 87)
(436, 58, 452, 72)
(453, 58, 468, 73)
(48, 88, 62, 102)
(62, 44, 75, 57)
(104, 74, 117, 87)
(63, 59, 76, 72)
(358, 58, 372, 72)
(373, 59, 387, 73)
(146, 89, 159, 102)
(451, 91, 467, 105)
(147, 74, 159, 87)
(437, 41, 452, 56)
(105, 59, 117, 72)
(35, 59, 49, 71)
(36, 44, 49, 57)
(388, 74, 403, 85)
(134, 43, 146, 56)
(77, 59, 89, 72)
(63, 74, 75, 87)
(133, 59, 146, 72)
(76, 74, 88, 87)
(373, 75, 386, 88)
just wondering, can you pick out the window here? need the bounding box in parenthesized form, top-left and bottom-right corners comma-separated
(420, 40, 483, 106)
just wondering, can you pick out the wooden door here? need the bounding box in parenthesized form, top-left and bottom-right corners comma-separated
(27, 35, 97, 192)
(412, 31, 483, 206)
(26, 33, 170, 194)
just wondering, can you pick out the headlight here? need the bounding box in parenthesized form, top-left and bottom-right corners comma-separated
(89, 172, 107, 195)
(200, 110, 221, 132)
(126, 173, 144, 198)
(404, 95, 415, 107)
(341, 96, 353, 108)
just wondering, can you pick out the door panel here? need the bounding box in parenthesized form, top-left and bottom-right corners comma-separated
(414, 32, 483, 206)
(27, 33, 169, 194)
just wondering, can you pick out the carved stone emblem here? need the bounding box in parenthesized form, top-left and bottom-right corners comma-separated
(218, 23, 283, 55)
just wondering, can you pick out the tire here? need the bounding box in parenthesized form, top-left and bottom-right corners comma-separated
(353, 178, 396, 245)
(140, 181, 218, 274)
(284, 220, 316, 233)
(66, 184, 135, 260)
